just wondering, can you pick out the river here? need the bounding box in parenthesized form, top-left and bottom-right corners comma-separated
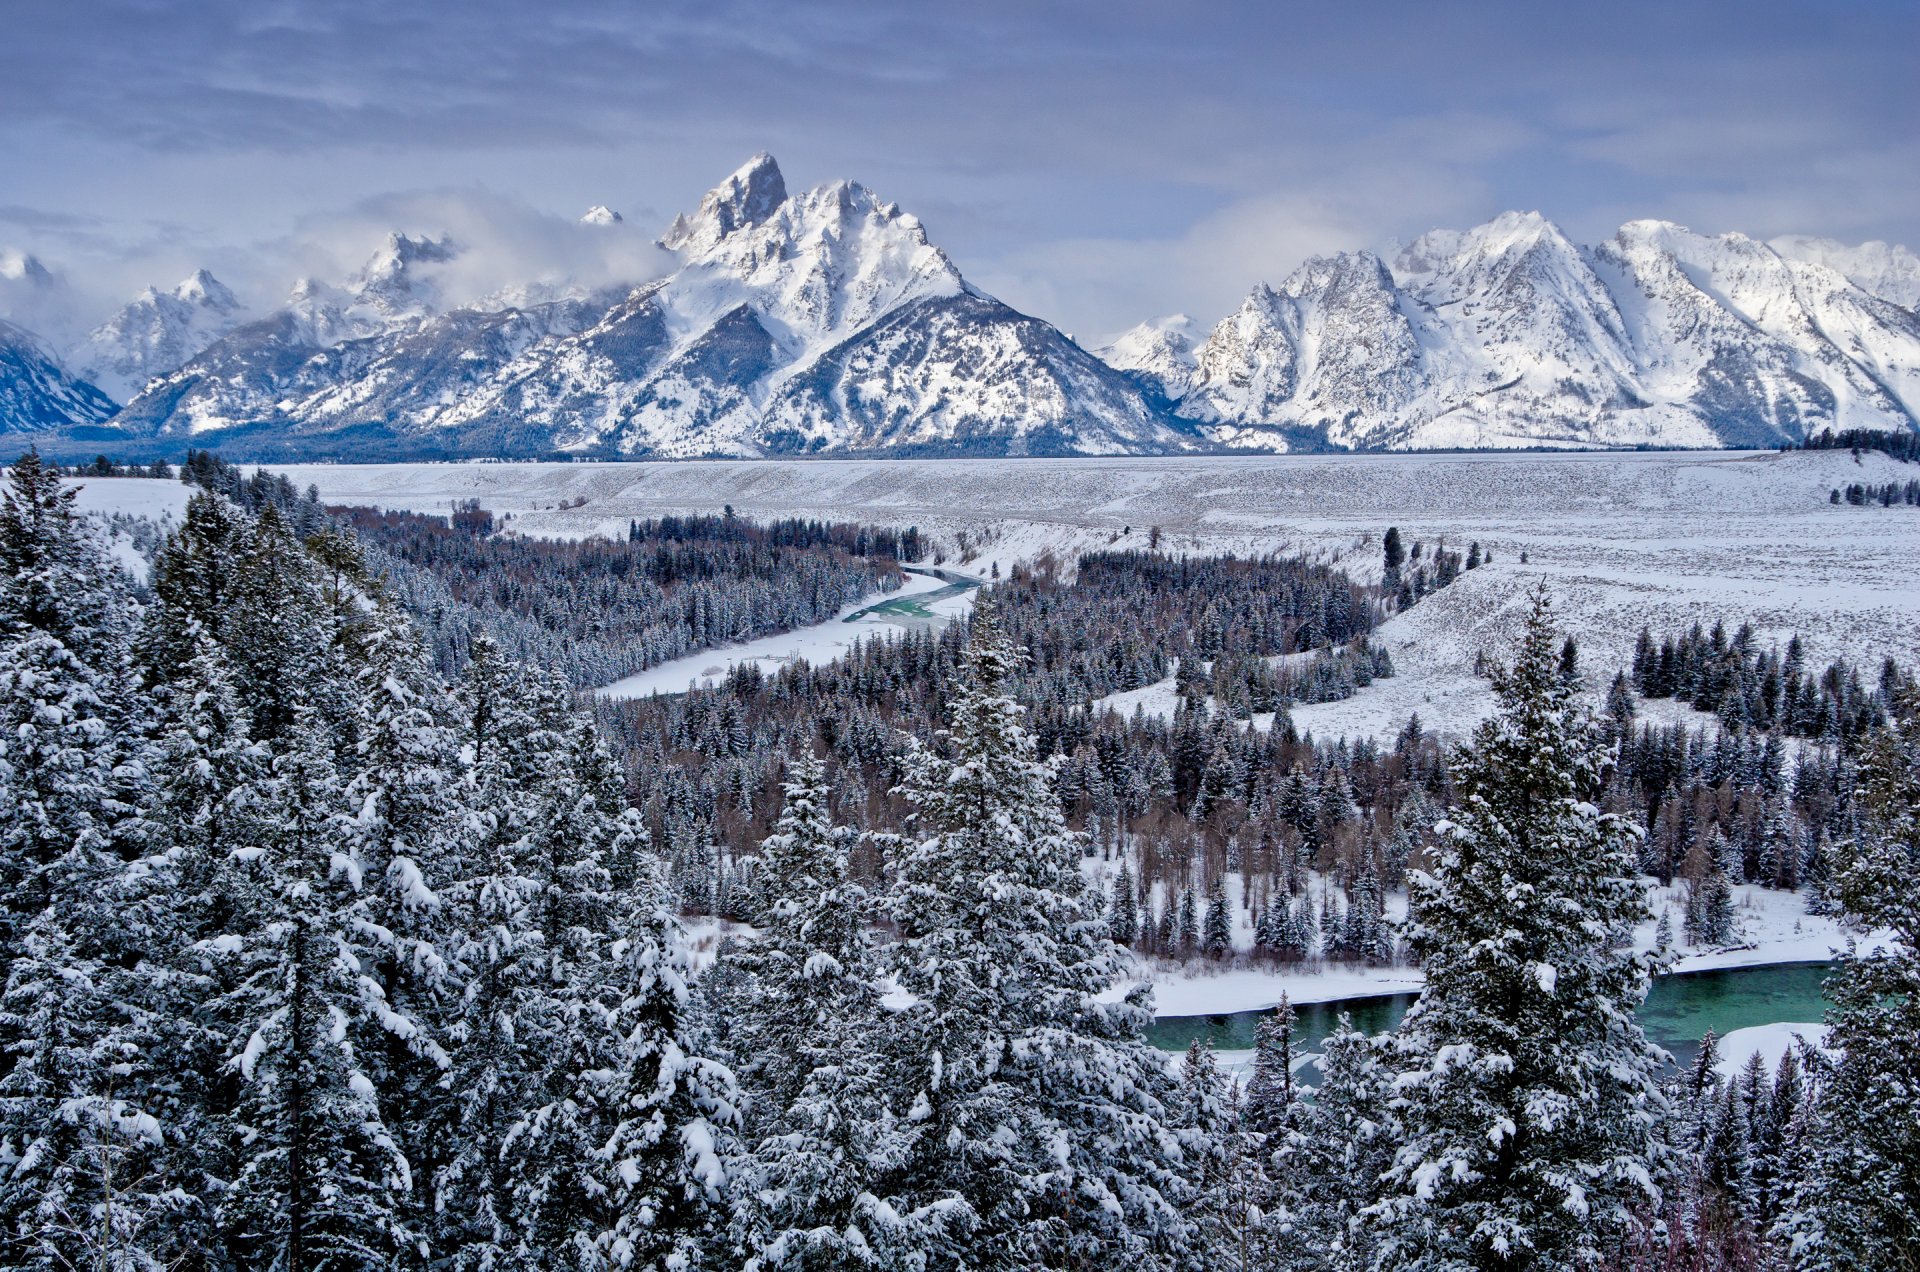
(1147, 961, 1832, 1079)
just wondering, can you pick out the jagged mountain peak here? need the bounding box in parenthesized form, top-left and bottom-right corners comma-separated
(0, 249, 55, 285)
(348, 232, 459, 319)
(1095, 314, 1203, 400)
(172, 267, 241, 310)
(660, 152, 790, 254)
(1278, 249, 1394, 299)
(581, 204, 623, 226)
(72, 266, 252, 401)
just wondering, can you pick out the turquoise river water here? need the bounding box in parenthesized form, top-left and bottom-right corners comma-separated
(1147, 961, 1832, 1079)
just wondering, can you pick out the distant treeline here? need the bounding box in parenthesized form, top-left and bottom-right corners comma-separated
(627, 511, 924, 564)
(1830, 479, 1920, 506)
(342, 506, 902, 690)
(1792, 426, 1920, 463)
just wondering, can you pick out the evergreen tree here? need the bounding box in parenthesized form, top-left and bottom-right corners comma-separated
(1109, 860, 1139, 946)
(881, 607, 1194, 1268)
(597, 863, 741, 1270)
(216, 709, 414, 1268)
(1202, 874, 1234, 959)
(1291, 1016, 1393, 1272)
(1780, 701, 1920, 1268)
(1372, 590, 1667, 1269)
(719, 751, 915, 1270)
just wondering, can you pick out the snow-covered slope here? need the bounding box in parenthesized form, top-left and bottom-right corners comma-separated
(71, 270, 249, 401)
(1770, 235, 1920, 312)
(1094, 314, 1202, 401)
(1105, 214, 1920, 451)
(101, 154, 1196, 458)
(0, 319, 117, 434)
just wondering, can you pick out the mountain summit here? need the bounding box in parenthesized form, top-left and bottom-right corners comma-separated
(2, 171, 1916, 454)
(91, 155, 1194, 458)
(1100, 214, 1920, 450)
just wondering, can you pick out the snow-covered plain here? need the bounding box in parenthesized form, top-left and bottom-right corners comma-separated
(269, 447, 1920, 743)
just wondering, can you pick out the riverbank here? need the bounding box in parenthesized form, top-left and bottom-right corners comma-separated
(595, 565, 979, 698)
(1134, 878, 1882, 1020)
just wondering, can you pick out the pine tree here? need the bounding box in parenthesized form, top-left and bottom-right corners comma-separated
(1242, 997, 1301, 1141)
(1109, 860, 1139, 946)
(880, 606, 1194, 1268)
(718, 751, 914, 1270)
(216, 708, 414, 1268)
(1202, 873, 1234, 959)
(1172, 1042, 1251, 1267)
(597, 864, 741, 1270)
(1281, 1016, 1393, 1272)
(1372, 589, 1668, 1269)
(1779, 700, 1920, 1268)
(0, 455, 135, 985)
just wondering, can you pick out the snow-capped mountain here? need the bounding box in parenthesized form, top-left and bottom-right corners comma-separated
(106, 154, 1196, 458)
(1094, 315, 1202, 401)
(1108, 213, 1920, 450)
(0, 319, 116, 434)
(1769, 235, 1920, 312)
(71, 269, 249, 401)
(8, 170, 1919, 457)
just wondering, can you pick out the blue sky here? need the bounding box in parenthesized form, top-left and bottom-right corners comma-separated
(3, 0, 1914, 337)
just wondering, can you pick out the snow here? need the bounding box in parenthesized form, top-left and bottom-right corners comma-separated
(597, 567, 978, 698)
(271, 448, 1920, 747)
(1712, 1022, 1830, 1081)
(1134, 876, 1881, 1020)
(66, 476, 193, 521)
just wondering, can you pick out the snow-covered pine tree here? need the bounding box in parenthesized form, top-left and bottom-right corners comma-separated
(216, 707, 414, 1268)
(0, 454, 137, 985)
(881, 605, 1195, 1268)
(1779, 699, 1920, 1268)
(597, 861, 741, 1270)
(1292, 1016, 1393, 1272)
(433, 638, 563, 1268)
(1371, 589, 1668, 1269)
(1202, 874, 1234, 959)
(0, 849, 189, 1271)
(339, 598, 460, 1242)
(1242, 997, 1300, 1142)
(722, 750, 915, 1270)
(1172, 1041, 1256, 1267)
(1109, 859, 1139, 946)
(1684, 863, 1738, 948)
(0, 456, 185, 1268)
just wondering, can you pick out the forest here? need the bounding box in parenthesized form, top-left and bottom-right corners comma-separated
(0, 451, 1914, 1270)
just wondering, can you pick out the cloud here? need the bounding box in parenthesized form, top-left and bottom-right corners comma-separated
(266, 188, 675, 311)
(2, 0, 1913, 337)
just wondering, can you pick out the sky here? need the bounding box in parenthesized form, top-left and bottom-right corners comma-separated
(2, 0, 1915, 341)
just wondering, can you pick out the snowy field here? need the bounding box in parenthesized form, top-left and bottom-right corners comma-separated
(265, 448, 1920, 742)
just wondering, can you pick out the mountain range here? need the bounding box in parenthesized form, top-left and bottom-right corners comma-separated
(4, 156, 1918, 459)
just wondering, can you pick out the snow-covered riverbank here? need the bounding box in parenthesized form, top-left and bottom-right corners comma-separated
(1135, 878, 1881, 1019)
(596, 566, 978, 698)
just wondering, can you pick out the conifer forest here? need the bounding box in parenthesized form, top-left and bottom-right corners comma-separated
(1, 450, 1915, 1272)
